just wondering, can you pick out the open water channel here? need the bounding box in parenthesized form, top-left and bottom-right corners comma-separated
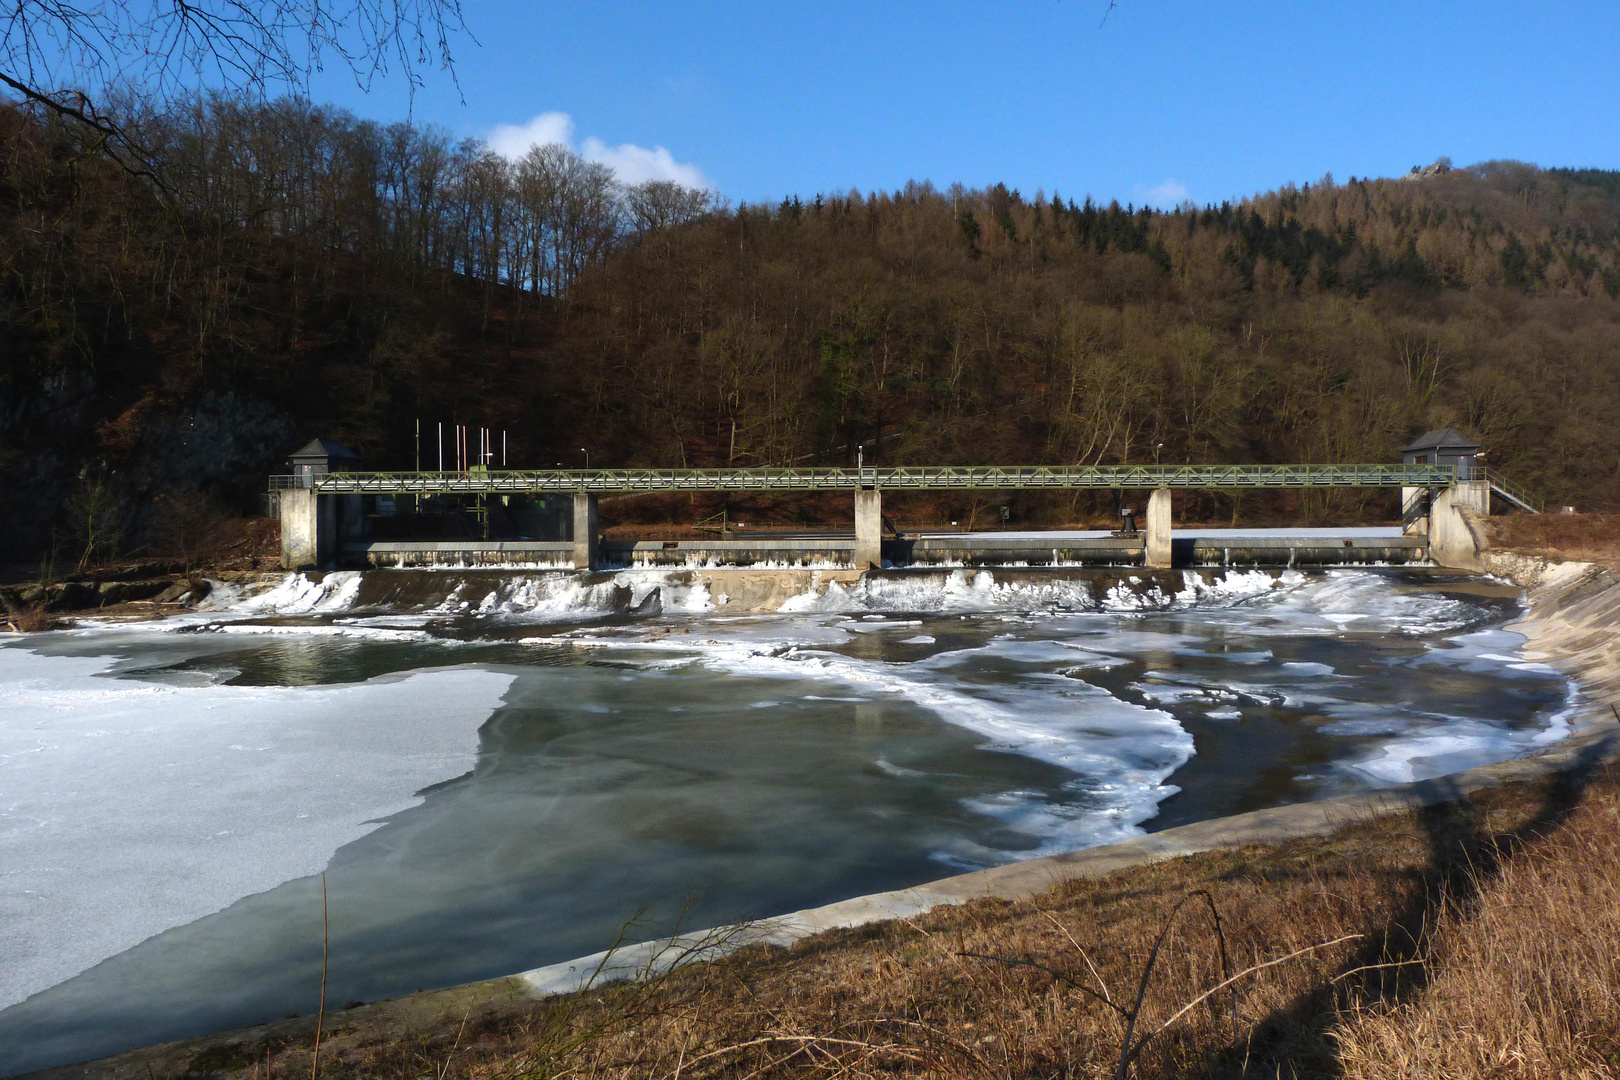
(0, 566, 1576, 1074)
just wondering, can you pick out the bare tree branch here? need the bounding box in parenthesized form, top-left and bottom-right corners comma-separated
(1, 0, 468, 181)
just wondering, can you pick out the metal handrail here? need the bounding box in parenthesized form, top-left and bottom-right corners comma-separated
(1474, 467, 1543, 513)
(268, 463, 1461, 495)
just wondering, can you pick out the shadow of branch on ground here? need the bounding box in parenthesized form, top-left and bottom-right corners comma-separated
(1212, 735, 1616, 1079)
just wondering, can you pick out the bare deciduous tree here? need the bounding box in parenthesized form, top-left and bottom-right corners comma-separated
(627, 180, 713, 237)
(1, 0, 467, 177)
(62, 470, 126, 572)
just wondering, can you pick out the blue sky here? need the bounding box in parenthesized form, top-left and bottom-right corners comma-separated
(309, 0, 1620, 208)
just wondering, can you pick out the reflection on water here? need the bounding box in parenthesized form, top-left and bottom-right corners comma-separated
(0, 568, 1573, 1074)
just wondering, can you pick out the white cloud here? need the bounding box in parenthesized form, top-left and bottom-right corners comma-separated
(488, 112, 575, 159)
(488, 111, 712, 190)
(1137, 179, 1191, 209)
(580, 136, 709, 189)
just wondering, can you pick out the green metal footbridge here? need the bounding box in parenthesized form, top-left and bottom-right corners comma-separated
(272, 462, 1463, 494)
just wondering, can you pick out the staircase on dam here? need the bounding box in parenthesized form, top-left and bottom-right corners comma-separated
(1480, 468, 1543, 514)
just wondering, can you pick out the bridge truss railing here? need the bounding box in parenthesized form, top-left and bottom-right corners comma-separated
(268, 463, 1461, 495)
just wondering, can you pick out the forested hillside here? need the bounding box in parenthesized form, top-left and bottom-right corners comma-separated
(4, 98, 1620, 561)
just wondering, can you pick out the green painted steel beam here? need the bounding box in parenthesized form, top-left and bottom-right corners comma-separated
(270, 463, 1459, 495)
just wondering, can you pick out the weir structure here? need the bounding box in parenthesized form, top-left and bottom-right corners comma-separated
(269, 462, 1489, 572)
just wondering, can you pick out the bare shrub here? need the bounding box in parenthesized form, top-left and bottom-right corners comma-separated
(62, 470, 127, 573)
(149, 490, 230, 571)
(1484, 511, 1620, 569)
(4, 604, 68, 632)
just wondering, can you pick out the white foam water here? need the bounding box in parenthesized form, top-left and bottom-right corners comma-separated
(202, 567, 1301, 626)
(224, 571, 365, 614)
(1237, 569, 1481, 636)
(471, 570, 716, 620)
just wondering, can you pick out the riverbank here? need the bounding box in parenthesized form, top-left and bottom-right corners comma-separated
(21, 558, 1619, 1080)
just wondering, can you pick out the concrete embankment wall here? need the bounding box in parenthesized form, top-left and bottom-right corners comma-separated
(1481, 555, 1620, 701)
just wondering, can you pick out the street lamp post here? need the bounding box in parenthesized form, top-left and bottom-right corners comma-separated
(580, 448, 590, 470)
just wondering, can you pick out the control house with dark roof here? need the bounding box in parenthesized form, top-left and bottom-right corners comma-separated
(287, 438, 361, 486)
(1402, 428, 1482, 480)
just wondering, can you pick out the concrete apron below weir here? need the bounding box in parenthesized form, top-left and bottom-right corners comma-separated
(29, 557, 1612, 1080)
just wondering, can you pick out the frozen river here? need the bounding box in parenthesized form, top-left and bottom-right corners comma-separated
(0, 566, 1575, 1074)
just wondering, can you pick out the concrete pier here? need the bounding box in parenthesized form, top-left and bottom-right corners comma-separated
(572, 493, 599, 571)
(1428, 485, 1489, 570)
(278, 488, 334, 570)
(854, 489, 883, 569)
(1145, 488, 1173, 568)
(1456, 479, 1491, 516)
(1401, 486, 1430, 536)
(1413, 479, 1490, 540)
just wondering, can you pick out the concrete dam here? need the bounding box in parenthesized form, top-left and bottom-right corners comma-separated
(271, 459, 1510, 573)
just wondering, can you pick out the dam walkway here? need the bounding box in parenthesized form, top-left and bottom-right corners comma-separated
(274, 462, 1456, 495)
(272, 461, 1495, 571)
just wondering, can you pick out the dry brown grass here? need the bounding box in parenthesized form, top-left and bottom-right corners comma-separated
(3, 603, 70, 632)
(1336, 773, 1620, 1078)
(1485, 512, 1620, 570)
(194, 763, 1620, 1080)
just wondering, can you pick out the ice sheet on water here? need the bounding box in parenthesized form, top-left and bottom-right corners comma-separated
(1236, 570, 1481, 637)
(111, 568, 1570, 861)
(524, 607, 1196, 864)
(183, 622, 431, 642)
(1320, 624, 1581, 785)
(691, 635, 1194, 863)
(0, 645, 511, 1011)
(0, 562, 1579, 1075)
(1342, 699, 1577, 785)
(1410, 628, 1568, 676)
